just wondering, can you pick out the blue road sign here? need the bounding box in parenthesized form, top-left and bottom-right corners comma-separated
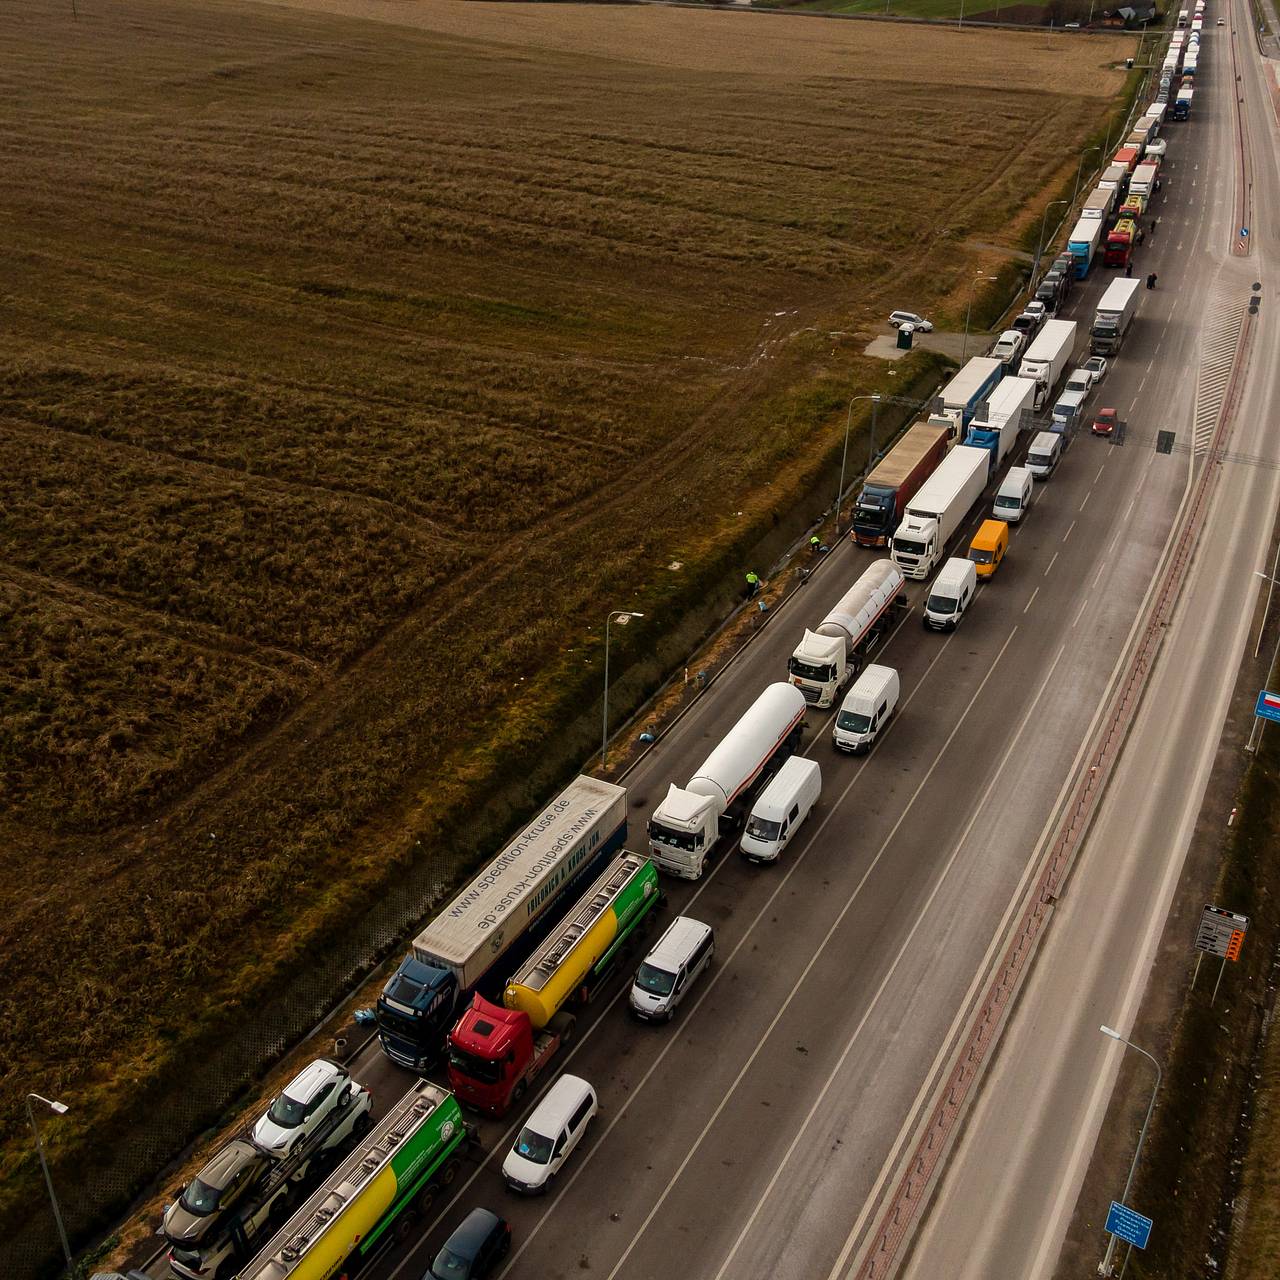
(1241, 227, 1250, 237)
(1255, 690, 1280, 723)
(1106, 1201, 1153, 1250)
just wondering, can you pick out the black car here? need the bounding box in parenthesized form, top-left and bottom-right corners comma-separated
(426, 1208, 512, 1280)
(1033, 279, 1061, 314)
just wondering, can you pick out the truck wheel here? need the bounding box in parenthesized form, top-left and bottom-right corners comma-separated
(352, 1110, 373, 1139)
(511, 1079, 528, 1108)
(395, 1207, 420, 1242)
(417, 1183, 439, 1215)
(439, 1157, 461, 1187)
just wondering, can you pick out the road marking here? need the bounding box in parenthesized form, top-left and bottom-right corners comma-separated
(1024, 587, 1040, 614)
(1072, 594, 1091, 628)
(1093, 559, 1107, 590)
(1063, 520, 1076, 542)
(1079, 491, 1091, 512)
(569, 628, 1021, 1280)
(1095, 463, 1106, 483)
(1137, 375, 1148, 394)
(1044, 552, 1059, 577)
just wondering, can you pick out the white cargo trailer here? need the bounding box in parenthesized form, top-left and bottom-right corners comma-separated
(1019, 319, 1077, 410)
(890, 445, 990, 580)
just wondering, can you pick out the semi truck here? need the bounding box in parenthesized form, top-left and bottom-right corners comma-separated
(964, 376, 1036, 476)
(851, 421, 950, 547)
(1130, 161, 1159, 198)
(1174, 88, 1193, 119)
(1112, 144, 1141, 173)
(447, 852, 662, 1114)
(1098, 163, 1129, 193)
(1104, 218, 1137, 268)
(234, 1082, 472, 1280)
(1018, 319, 1077, 411)
(376, 775, 627, 1069)
(787, 560, 907, 707)
(1090, 277, 1143, 355)
(928, 357, 1004, 437)
(647, 682, 806, 879)
(1082, 187, 1116, 220)
(1066, 217, 1104, 277)
(890, 445, 990, 580)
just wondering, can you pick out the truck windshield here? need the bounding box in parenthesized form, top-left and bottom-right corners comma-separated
(745, 816, 782, 840)
(893, 535, 927, 556)
(926, 595, 957, 615)
(635, 962, 677, 996)
(969, 550, 993, 565)
(513, 1126, 555, 1165)
(855, 499, 887, 524)
(447, 1045, 502, 1084)
(647, 820, 699, 853)
(787, 657, 833, 682)
(377, 1002, 420, 1039)
(837, 710, 872, 733)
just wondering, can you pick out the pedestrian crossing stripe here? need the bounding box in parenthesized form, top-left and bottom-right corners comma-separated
(1193, 287, 1246, 456)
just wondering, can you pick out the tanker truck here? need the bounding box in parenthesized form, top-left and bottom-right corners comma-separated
(447, 852, 662, 1115)
(786, 560, 907, 708)
(647, 682, 806, 879)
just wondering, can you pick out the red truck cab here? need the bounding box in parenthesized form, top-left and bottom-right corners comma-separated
(447, 995, 564, 1117)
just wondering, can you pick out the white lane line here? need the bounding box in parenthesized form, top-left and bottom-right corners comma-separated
(1092, 559, 1107, 590)
(1024, 587, 1040, 614)
(1079, 490, 1091, 512)
(1073, 594, 1091, 628)
(1138, 375, 1148, 394)
(1146, 359, 1155, 373)
(590, 627, 1021, 1280)
(1063, 520, 1076, 543)
(1095, 463, 1107, 482)
(1045, 552, 1060, 577)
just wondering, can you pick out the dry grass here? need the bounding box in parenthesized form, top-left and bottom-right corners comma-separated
(0, 0, 1127, 1260)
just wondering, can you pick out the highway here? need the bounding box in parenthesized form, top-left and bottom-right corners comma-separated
(139, 15, 1264, 1280)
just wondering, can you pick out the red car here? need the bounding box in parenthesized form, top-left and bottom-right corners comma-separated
(1092, 408, 1118, 437)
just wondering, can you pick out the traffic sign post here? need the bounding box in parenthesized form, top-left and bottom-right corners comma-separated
(1193, 905, 1248, 1005)
(1253, 689, 1280, 722)
(1105, 1201, 1153, 1250)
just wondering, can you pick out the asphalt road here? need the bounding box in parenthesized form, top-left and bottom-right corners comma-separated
(144, 24, 1248, 1280)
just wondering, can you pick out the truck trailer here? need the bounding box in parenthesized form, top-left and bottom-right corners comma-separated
(1090, 277, 1143, 355)
(929, 357, 1004, 436)
(647, 682, 806, 879)
(890, 445, 990, 580)
(851, 422, 951, 547)
(964, 376, 1036, 476)
(1082, 187, 1116, 220)
(1129, 161, 1160, 198)
(376, 775, 627, 1068)
(448, 852, 662, 1114)
(1018, 319, 1077, 411)
(787, 560, 907, 707)
(1066, 217, 1104, 277)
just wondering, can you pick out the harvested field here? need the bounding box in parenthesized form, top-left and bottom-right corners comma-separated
(0, 0, 1129, 1267)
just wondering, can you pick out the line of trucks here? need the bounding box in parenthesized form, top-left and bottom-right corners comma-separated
(148, 25, 1202, 1280)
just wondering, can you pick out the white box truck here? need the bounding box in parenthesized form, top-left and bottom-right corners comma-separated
(964, 376, 1036, 477)
(927, 356, 1004, 438)
(1019, 318, 1077, 410)
(890, 445, 990, 580)
(1090, 277, 1142, 356)
(647, 682, 806, 879)
(1130, 161, 1160, 198)
(787, 559, 906, 708)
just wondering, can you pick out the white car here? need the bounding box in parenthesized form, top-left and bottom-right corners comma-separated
(502, 1075, 597, 1193)
(991, 329, 1025, 363)
(888, 310, 934, 333)
(1145, 137, 1168, 158)
(1083, 356, 1109, 383)
(252, 1059, 364, 1157)
(1064, 369, 1093, 397)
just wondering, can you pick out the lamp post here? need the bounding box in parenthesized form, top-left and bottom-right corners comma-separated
(1097, 1026, 1163, 1277)
(26, 1093, 73, 1277)
(601, 610, 644, 771)
(962, 274, 999, 361)
(837, 394, 881, 539)
(1031, 198, 1070, 286)
(1073, 144, 1103, 209)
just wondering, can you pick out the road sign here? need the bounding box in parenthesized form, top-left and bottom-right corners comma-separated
(1241, 227, 1250, 237)
(1195, 905, 1249, 960)
(1254, 690, 1280, 723)
(1106, 1201, 1153, 1250)
(1156, 430, 1175, 455)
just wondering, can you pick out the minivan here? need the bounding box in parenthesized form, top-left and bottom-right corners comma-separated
(922, 558, 977, 631)
(968, 519, 1009, 578)
(993, 466, 1035, 524)
(739, 756, 821, 862)
(1026, 430, 1062, 479)
(502, 1074, 597, 1193)
(833, 664, 900, 753)
(630, 916, 714, 1022)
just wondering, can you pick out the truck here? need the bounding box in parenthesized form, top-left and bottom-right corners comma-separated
(1130, 161, 1160, 198)
(1112, 144, 1141, 173)
(1067, 217, 1104, 277)
(647, 682, 806, 879)
(447, 852, 662, 1114)
(1104, 219, 1137, 268)
(1082, 187, 1116, 221)
(1018, 318, 1077, 411)
(851, 421, 951, 547)
(928, 357, 1004, 437)
(376, 775, 627, 1069)
(1174, 88, 1193, 119)
(233, 1082, 472, 1280)
(1090, 277, 1143, 355)
(890, 445, 990, 580)
(1098, 163, 1129, 193)
(964, 376, 1036, 476)
(787, 560, 907, 707)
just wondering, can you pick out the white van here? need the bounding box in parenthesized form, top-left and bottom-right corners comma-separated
(630, 916, 714, 1022)
(922, 558, 977, 632)
(501, 1074, 597, 1193)
(740, 756, 821, 863)
(1026, 430, 1062, 480)
(833, 664, 899, 753)
(993, 466, 1035, 524)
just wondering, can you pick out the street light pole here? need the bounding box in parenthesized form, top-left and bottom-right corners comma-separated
(962, 274, 998, 362)
(1073, 144, 1102, 210)
(837, 394, 881, 539)
(1098, 1026, 1163, 1277)
(26, 1093, 73, 1277)
(1031, 198, 1070, 286)
(601, 610, 644, 772)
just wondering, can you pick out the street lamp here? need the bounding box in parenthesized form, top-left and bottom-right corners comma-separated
(962, 274, 999, 361)
(1073, 144, 1103, 209)
(837, 394, 882, 539)
(601, 610, 645, 771)
(1097, 1026, 1163, 1277)
(1031, 198, 1071, 286)
(26, 1093, 73, 1277)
